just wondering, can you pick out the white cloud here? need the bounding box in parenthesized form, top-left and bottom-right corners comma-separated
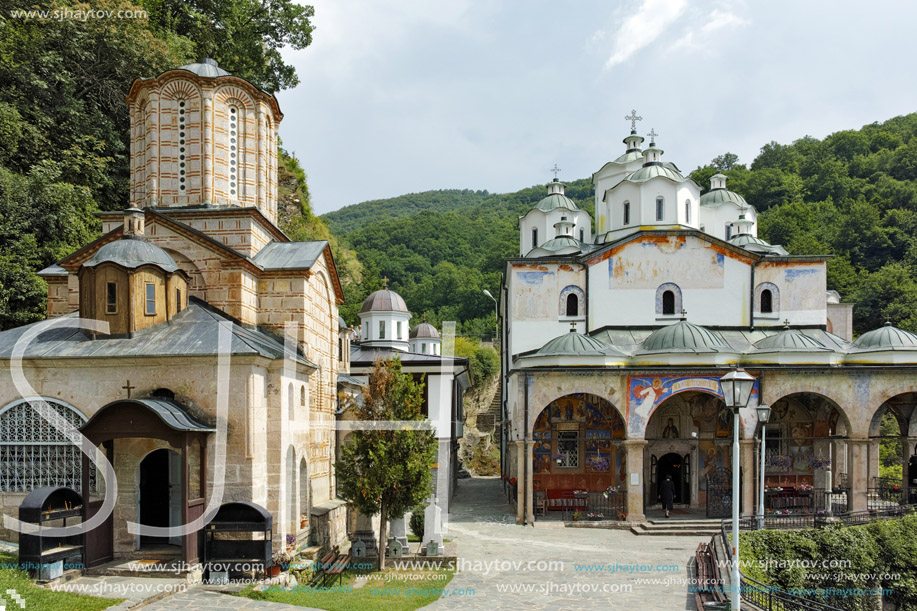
(671, 8, 748, 50)
(604, 0, 688, 69)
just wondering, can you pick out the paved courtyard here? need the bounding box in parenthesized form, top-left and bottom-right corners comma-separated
(66, 477, 704, 610)
(428, 477, 702, 610)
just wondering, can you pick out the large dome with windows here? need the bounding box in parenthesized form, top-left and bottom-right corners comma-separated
(359, 289, 409, 314)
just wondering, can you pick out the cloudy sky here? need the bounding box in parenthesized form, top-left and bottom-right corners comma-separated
(278, 0, 917, 215)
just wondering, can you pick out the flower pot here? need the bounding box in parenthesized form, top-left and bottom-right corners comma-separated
(269, 565, 281, 577)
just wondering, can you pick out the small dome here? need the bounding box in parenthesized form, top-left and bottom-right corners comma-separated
(410, 323, 440, 339)
(359, 289, 409, 314)
(535, 332, 621, 357)
(625, 164, 686, 183)
(84, 238, 179, 273)
(613, 151, 644, 164)
(753, 329, 829, 352)
(700, 188, 748, 208)
(641, 320, 730, 353)
(851, 323, 917, 352)
(177, 58, 231, 78)
(728, 234, 788, 256)
(526, 236, 584, 257)
(534, 193, 579, 212)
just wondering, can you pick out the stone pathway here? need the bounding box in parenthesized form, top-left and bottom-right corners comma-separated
(143, 587, 321, 610)
(426, 477, 702, 610)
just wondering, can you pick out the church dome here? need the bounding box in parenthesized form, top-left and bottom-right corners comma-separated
(753, 329, 829, 352)
(534, 193, 579, 212)
(359, 289, 409, 314)
(700, 174, 748, 208)
(534, 331, 623, 357)
(177, 58, 231, 78)
(409, 322, 440, 339)
(613, 150, 644, 164)
(526, 236, 583, 257)
(728, 234, 788, 256)
(84, 238, 179, 273)
(625, 164, 686, 183)
(640, 320, 730, 353)
(850, 323, 917, 352)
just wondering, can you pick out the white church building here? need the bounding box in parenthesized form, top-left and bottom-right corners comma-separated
(500, 119, 917, 525)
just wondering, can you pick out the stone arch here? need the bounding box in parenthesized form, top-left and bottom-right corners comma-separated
(287, 382, 295, 420)
(762, 387, 852, 433)
(558, 285, 585, 317)
(755, 282, 780, 314)
(531, 393, 626, 493)
(655, 283, 682, 315)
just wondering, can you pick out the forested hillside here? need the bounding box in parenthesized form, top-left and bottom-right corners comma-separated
(330, 114, 917, 337)
(0, 0, 359, 330)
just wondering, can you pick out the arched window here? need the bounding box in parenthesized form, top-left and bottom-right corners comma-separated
(287, 382, 295, 420)
(0, 399, 94, 492)
(623, 201, 631, 225)
(755, 283, 780, 315)
(685, 200, 691, 224)
(662, 291, 675, 315)
(725, 223, 732, 240)
(566, 293, 579, 317)
(532, 228, 538, 249)
(300, 385, 306, 407)
(761, 289, 773, 314)
(656, 197, 665, 221)
(655, 283, 683, 316)
(559, 285, 585, 317)
(579, 228, 584, 242)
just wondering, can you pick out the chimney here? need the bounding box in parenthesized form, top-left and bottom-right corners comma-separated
(123, 208, 145, 238)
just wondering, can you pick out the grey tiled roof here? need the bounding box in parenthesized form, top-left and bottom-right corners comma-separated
(252, 241, 327, 270)
(359, 290, 409, 314)
(85, 398, 215, 432)
(0, 298, 315, 367)
(84, 238, 180, 273)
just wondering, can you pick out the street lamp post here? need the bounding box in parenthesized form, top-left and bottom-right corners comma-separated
(719, 368, 756, 611)
(483, 289, 498, 339)
(756, 405, 772, 531)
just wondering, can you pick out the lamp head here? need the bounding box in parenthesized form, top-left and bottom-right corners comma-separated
(719, 368, 756, 410)
(756, 405, 772, 424)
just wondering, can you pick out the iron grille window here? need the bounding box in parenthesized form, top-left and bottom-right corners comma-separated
(0, 400, 96, 493)
(557, 431, 578, 468)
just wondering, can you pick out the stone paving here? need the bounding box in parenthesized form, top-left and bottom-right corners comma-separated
(427, 477, 703, 610)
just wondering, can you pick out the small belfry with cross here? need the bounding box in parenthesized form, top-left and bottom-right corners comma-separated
(122, 380, 135, 399)
(625, 109, 642, 132)
(550, 163, 562, 181)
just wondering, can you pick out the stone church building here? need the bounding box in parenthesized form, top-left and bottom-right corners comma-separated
(0, 59, 349, 565)
(500, 122, 917, 525)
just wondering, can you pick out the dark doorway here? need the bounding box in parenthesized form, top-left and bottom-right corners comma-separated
(657, 452, 685, 504)
(139, 448, 180, 548)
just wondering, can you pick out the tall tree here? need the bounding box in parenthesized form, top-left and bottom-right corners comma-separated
(335, 359, 436, 570)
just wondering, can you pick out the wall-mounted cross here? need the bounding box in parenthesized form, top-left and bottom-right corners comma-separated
(551, 164, 562, 180)
(648, 128, 659, 143)
(122, 380, 135, 398)
(625, 109, 642, 131)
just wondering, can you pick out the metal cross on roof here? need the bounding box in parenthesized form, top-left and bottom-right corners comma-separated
(648, 128, 659, 143)
(382, 277, 389, 289)
(680, 308, 688, 320)
(783, 319, 791, 328)
(570, 320, 577, 333)
(551, 164, 562, 180)
(122, 380, 135, 398)
(625, 109, 642, 131)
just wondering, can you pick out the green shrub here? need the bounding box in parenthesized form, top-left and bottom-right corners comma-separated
(409, 505, 425, 540)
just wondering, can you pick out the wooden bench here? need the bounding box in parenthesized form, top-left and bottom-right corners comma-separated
(694, 540, 727, 609)
(312, 546, 351, 586)
(546, 490, 588, 511)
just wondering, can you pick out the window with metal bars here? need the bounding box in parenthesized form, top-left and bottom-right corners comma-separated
(0, 400, 96, 493)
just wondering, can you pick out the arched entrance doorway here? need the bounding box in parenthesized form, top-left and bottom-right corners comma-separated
(644, 389, 731, 512)
(139, 448, 182, 548)
(870, 392, 917, 507)
(656, 452, 689, 504)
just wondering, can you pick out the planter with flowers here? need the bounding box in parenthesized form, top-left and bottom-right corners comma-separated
(585, 512, 604, 521)
(616, 509, 628, 521)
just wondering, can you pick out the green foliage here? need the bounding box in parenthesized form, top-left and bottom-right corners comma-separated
(409, 505, 425, 540)
(740, 514, 917, 610)
(879, 412, 903, 481)
(0, 551, 121, 611)
(335, 359, 436, 569)
(453, 337, 498, 391)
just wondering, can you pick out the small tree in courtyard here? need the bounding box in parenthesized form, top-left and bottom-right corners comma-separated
(335, 358, 436, 570)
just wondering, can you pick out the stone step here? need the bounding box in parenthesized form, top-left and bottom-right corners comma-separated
(646, 519, 722, 527)
(630, 523, 721, 536)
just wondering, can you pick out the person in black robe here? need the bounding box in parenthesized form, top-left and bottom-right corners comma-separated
(659, 474, 675, 518)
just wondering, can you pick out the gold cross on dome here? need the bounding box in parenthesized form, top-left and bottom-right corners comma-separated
(382, 277, 389, 289)
(625, 109, 642, 131)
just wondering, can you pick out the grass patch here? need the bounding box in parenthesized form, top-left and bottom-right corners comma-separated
(407, 535, 420, 543)
(242, 568, 455, 611)
(0, 552, 123, 611)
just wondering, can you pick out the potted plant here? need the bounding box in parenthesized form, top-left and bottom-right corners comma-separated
(300, 514, 308, 529)
(571, 510, 581, 521)
(586, 512, 604, 521)
(616, 509, 627, 521)
(271, 548, 295, 575)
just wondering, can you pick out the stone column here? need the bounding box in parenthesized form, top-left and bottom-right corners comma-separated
(515, 440, 525, 524)
(847, 439, 869, 512)
(813, 439, 831, 490)
(525, 440, 535, 525)
(741, 439, 756, 516)
(868, 439, 881, 489)
(623, 440, 647, 522)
